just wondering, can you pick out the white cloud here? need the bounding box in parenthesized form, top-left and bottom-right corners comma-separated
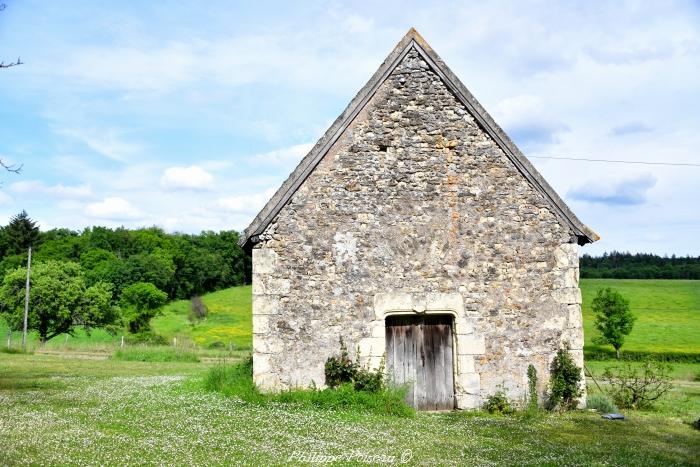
(250, 143, 314, 167)
(568, 174, 657, 206)
(55, 127, 141, 162)
(56, 27, 385, 96)
(160, 165, 214, 190)
(62, 42, 197, 93)
(85, 197, 144, 220)
(494, 95, 569, 151)
(0, 191, 13, 205)
(216, 188, 276, 215)
(343, 15, 375, 34)
(9, 180, 92, 199)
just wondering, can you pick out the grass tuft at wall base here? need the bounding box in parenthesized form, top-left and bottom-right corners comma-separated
(204, 357, 415, 417)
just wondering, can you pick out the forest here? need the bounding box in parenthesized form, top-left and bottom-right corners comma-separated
(580, 251, 700, 279)
(0, 211, 250, 299)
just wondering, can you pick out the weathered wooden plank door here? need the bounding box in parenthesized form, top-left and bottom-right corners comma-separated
(386, 315, 454, 410)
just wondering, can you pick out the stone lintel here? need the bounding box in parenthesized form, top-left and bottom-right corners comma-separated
(373, 292, 464, 320)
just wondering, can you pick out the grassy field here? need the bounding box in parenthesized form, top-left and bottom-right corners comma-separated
(2, 279, 695, 358)
(580, 279, 700, 355)
(1, 280, 699, 464)
(0, 353, 698, 465)
(584, 360, 700, 420)
(151, 286, 252, 350)
(0, 286, 252, 355)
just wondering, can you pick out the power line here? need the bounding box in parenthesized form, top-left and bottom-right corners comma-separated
(529, 155, 700, 167)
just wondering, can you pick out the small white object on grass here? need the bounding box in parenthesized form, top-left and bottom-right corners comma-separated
(601, 413, 625, 420)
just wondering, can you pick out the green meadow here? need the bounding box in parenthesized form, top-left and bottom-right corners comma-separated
(580, 279, 700, 356)
(1, 353, 698, 465)
(1, 279, 699, 465)
(2, 280, 697, 360)
(151, 285, 252, 350)
(0, 286, 253, 354)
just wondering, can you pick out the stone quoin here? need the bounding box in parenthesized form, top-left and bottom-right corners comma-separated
(240, 28, 598, 409)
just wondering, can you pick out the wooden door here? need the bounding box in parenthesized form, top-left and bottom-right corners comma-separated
(386, 315, 455, 410)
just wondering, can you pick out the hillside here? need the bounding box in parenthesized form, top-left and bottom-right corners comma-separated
(151, 285, 252, 350)
(0, 285, 252, 353)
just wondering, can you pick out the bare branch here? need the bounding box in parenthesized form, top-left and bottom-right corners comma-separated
(0, 159, 22, 174)
(0, 3, 22, 69)
(0, 57, 22, 68)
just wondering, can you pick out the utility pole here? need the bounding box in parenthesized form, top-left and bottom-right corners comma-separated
(21, 246, 31, 352)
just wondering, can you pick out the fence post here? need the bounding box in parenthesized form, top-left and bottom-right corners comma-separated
(121, 335, 125, 348)
(173, 337, 177, 348)
(22, 246, 32, 352)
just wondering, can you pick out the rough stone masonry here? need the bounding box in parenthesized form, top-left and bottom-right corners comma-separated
(240, 29, 598, 409)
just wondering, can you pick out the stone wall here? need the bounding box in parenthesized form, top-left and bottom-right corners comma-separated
(251, 48, 585, 408)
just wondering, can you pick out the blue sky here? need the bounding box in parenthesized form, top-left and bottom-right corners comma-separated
(0, 1, 699, 255)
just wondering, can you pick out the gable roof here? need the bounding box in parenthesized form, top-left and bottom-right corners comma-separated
(240, 28, 599, 249)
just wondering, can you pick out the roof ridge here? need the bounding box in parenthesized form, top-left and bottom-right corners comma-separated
(239, 29, 598, 248)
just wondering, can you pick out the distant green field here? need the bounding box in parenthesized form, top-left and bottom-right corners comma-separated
(580, 279, 700, 355)
(152, 285, 252, 350)
(2, 280, 697, 358)
(0, 321, 120, 353)
(0, 285, 252, 353)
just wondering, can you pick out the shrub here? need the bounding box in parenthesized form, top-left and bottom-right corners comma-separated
(0, 347, 31, 355)
(324, 337, 357, 389)
(527, 364, 538, 410)
(188, 295, 208, 325)
(324, 338, 386, 393)
(483, 388, 514, 414)
(124, 331, 168, 346)
(353, 357, 385, 393)
(548, 346, 582, 410)
(601, 360, 672, 410)
(584, 347, 700, 363)
(112, 346, 199, 362)
(586, 394, 619, 413)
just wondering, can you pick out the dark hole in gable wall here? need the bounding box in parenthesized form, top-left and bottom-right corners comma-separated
(378, 144, 389, 152)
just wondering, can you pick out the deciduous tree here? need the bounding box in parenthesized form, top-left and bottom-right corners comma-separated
(120, 282, 167, 334)
(0, 261, 118, 342)
(592, 287, 635, 359)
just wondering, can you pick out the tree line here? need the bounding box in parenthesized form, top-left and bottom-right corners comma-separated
(0, 211, 251, 299)
(580, 251, 700, 280)
(0, 211, 251, 342)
